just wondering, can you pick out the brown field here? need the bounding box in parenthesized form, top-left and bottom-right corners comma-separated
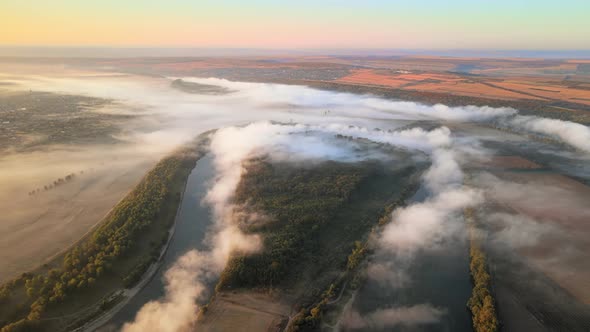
(492, 80, 590, 105)
(337, 69, 408, 88)
(94, 55, 590, 112)
(194, 291, 292, 332)
(408, 80, 538, 100)
(492, 286, 548, 332)
(335, 69, 554, 100)
(334, 68, 590, 102)
(0, 147, 156, 282)
(475, 156, 542, 169)
(469, 153, 590, 330)
(490, 172, 590, 304)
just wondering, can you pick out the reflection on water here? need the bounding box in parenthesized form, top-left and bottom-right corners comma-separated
(104, 154, 215, 330)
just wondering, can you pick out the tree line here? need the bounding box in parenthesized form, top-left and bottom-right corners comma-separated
(465, 208, 499, 332)
(28, 172, 81, 196)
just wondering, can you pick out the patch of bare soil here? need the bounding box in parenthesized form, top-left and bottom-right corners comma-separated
(478, 156, 543, 169)
(194, 290, 292, 332)
(490, 172, 590, 331)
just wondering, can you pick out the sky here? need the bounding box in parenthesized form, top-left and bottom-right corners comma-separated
(1, 0, 589, 49)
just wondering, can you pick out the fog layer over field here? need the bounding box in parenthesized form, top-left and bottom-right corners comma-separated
(6, 74, 590, 152)
(343, 304, 447, 330)
(3, 70, 590, 330)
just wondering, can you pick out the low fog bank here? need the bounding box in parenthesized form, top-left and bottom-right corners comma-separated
(183, 77, 590, 153)
(509, 115, 590, 152)
(342, 304, 447, 330)
(5, 72, 590, 155)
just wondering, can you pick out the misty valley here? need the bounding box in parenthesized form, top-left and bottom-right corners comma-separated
(1, 62, 590, 332)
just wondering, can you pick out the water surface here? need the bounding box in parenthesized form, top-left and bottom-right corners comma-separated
(103, 154, 215, 329)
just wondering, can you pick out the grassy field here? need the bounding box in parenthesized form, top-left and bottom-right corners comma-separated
(195, 290, 292, 332)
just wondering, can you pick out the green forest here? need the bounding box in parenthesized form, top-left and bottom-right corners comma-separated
(217, 159, 371, 290)
(214, 156, 422, 331)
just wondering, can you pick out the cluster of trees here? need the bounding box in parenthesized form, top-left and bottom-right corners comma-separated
(466, 208, 499, 332)
(346, 241, 366, 270)
(288, 283, 338, 331)
(0, 319, 42, 332)
(170, 79, 231, 95)
(122, 250, 159, 288)
(1, 147, 200, 332)
(288, 204, 401, 332)
(0, 274, 28, 306)
(217, 160, 370, 290)
(288, 236, 380, 332)
(28, 172, 79, 196)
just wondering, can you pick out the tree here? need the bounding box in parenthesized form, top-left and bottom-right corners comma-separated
(77, 280, 86, 289)
(67, 278, 77, 289)
(310, 306, 321, 319)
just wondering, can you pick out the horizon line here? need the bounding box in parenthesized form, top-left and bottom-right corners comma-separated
(1, 46, 590, 60)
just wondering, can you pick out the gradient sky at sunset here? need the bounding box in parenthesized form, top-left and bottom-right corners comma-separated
(1, 0, 589, 49)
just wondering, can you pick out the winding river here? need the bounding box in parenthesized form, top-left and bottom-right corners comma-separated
(100, 154, 216, 331)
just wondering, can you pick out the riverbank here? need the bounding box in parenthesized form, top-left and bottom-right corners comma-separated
(0, 134, 211, 332)
(75, 151, 207, 332)
(97, 151, 219, 331)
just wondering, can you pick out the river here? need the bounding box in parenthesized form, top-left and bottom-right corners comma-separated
(98, 154, 216, 331)
(97, 155, 473, 332)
